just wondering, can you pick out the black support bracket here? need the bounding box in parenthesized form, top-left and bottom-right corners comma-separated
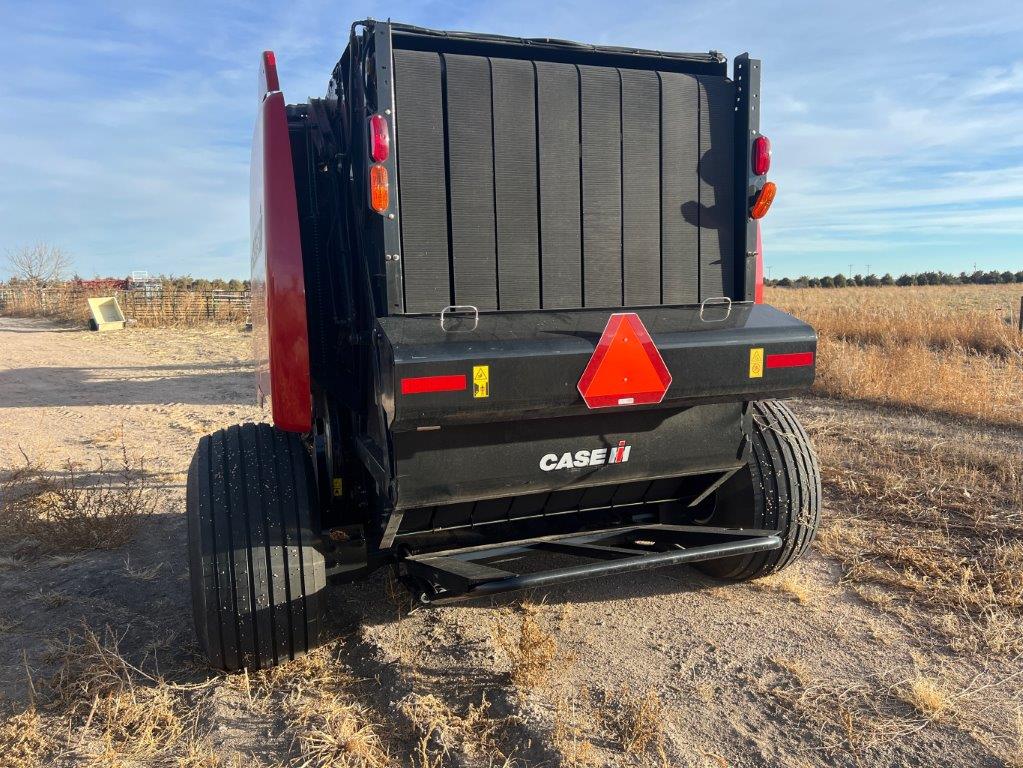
(733, 54, 763, 302)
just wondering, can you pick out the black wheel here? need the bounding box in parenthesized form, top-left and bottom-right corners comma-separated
(695, 400, 821, 581)
(186, 422, 326, 671)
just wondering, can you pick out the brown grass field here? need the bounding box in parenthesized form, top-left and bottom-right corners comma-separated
(769, 284, 1023, 425)
(0, 284, 1021, 767)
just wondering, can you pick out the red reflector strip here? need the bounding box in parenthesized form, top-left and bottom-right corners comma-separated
(400, 374, 467, 395)
(765, 352, 815, 369)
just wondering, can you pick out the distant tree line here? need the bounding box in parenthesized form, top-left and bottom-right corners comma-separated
(767, 270, 1023, 289)
(1, 274, 250, 291)
(150, 276, 250, 291)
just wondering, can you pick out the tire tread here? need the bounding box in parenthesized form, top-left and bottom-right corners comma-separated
(699, 400, 820, 581)
(187, 423, 324, 671)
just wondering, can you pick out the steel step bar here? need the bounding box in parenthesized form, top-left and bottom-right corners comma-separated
(402, 524, 782, 604)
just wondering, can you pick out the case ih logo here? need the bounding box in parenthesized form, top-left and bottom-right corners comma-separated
(540, 440, 632, 472)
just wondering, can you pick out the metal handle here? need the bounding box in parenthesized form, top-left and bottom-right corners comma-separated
(699, 296, 732, 322)
(440, 305, 479, 332)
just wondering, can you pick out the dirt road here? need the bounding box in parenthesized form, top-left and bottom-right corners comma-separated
(0, 317, 1018, 767)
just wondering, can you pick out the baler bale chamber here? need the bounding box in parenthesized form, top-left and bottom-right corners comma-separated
(186, 20, 821, 671)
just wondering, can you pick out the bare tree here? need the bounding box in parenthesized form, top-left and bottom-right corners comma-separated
(4, 243, 73, 284)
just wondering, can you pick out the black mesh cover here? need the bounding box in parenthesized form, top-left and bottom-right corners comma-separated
(393, 50, 734, 313)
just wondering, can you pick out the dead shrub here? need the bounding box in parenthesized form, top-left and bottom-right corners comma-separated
(0, 707, 53, 768)
(399, 692, 509, 765)
(0, 445, 158, 553)
(289, 695, 389, 768)
(894, 673, 952, 721)
(493, 601, 570, 690)
(47, 627, 185, 760)
(596, 687, 668, 765)
(0, 455, 45, 538)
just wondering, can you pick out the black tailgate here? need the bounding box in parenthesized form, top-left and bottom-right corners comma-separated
(390, 37, 736, 313)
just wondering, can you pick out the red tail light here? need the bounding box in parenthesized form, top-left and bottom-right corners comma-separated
(752, 135, 771, 176)
(369, 114, 390, 162)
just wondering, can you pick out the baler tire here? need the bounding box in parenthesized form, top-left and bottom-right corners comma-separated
(696, 400, 821, 581)
(187, 422, 326, 671)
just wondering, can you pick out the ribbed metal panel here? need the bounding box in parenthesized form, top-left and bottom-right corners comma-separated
(536, 61, 582, 309)
(659, 72, 700, 305)
(391, 50, 734, 313)
(393, 50, 451, 312)
(698, 76, 735, 300)
(580, 65, 623, 307)
(491, 58, 540, 310)
(445, 54, 498, 310)
(620, 69, 662, 305)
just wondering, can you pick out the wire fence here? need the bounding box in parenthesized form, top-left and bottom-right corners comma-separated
(0, 286, 251, 327)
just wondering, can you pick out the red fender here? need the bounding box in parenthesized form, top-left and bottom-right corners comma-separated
(250, 51, 312, 433)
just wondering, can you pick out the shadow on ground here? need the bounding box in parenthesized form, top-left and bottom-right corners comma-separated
(0, 362, 253, 407)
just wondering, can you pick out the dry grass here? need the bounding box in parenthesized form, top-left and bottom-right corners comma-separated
(814, 336, 1021, 426)
(493, 601, 571, 690)
(0, 626, 219, 767)
(769, 284, 1023, 658)
(0, 707, 52, 767)
(895, 672, 953, 720)
(769, 285, 1023, 426)
(552, 691, 599, 768)
(289, 698, 388, 768)
(399, 692, 511, 766)
(0, 444, 159, 554)
(599, 687, 668, 764)
(753, 571, 814, 604)
(764, 659, 996, 757)
(807, 410, 1023, 655)
(766, 652, 1023, 766)
(47, 626, 188, 762)
(237, 644, 391, 768)
(770, 284, 1023, 357)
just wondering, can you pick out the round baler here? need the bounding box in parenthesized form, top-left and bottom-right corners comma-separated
(187, 21, 820, 671)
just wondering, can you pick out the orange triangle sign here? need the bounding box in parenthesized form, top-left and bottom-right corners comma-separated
(577, 313, 672, 408)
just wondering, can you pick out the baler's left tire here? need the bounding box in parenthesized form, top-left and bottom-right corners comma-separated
(187, 423, 326, 671)
(695, 400, 821, 581)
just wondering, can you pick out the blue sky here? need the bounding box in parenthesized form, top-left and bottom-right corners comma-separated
(2, 1, 1021, 279)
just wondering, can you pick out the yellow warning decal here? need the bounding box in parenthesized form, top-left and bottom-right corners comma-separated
(332, 478, 343, 497)
(749, 348, 764, 379)
(473, 365, 490, 398)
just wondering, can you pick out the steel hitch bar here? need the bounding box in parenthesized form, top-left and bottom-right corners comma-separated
(401, 524, 782, 605)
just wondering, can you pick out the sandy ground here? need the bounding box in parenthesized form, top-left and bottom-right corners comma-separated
(0, 316, 1018, 767)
